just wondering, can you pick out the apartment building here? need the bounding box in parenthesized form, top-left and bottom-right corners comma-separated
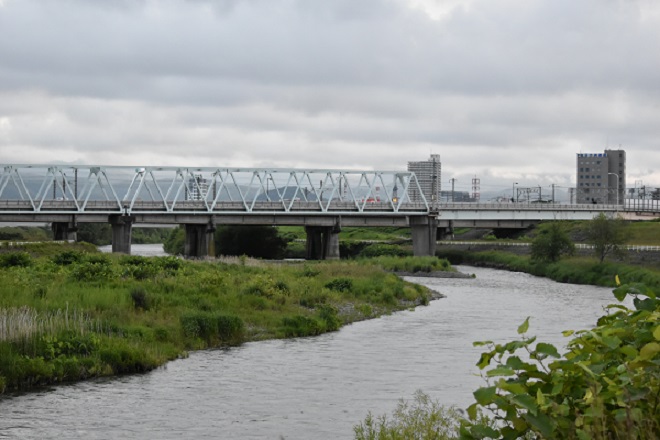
(576, 149, 625, 205)
(407, 154, 441, 204)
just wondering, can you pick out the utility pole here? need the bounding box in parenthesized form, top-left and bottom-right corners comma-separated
(551, 184, 555, 203)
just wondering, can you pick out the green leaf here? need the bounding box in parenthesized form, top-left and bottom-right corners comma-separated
(505, 356, 526, 370)
(523, 412, 554, 438)
(511, 394, 538, 416)
(561, 329, 575, 337)
(466, 403, 479, 421)
(654, 325, 660, 341)
(536, 388, 546, 406)
(517, 317, 530, 334)
(476, 352, 492, 369)
(473, 340, 493, 347)
(473, 386, 497, 405)
(639, 342, 660, 360)
(469, 425, 500, 439)
(499, 380, 527, 395)
(613, 286, 628, 301)
(487, 366, 515, 377)
(535, 342, 560, 358)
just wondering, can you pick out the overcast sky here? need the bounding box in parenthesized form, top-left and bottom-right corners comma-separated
(1, 0, 659, 198)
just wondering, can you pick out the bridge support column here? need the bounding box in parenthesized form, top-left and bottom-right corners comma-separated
(410, 216, 438, 256)
(184, 224, 216, 258)
(51, 221, 77, 242)
(110, 215, 134, 254)
(305, 225, 341, 260)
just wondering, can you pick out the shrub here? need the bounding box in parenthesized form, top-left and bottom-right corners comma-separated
(130, 287, 151, 311)
(281, 315, 323, 337)
(52, 250, 86, 266)
(354, 391, 468, 440)
(0, 251, 32, 268)
(180, 311, 245, 345)
(462, 281, 660, 439)
(317, 305, 341, 331)
(325, 277, 353, 292)
(359, 244, 409, 258)
(69, 261, 114, 282)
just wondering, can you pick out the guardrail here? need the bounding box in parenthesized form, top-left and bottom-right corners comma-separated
(438, 241, 660, 252)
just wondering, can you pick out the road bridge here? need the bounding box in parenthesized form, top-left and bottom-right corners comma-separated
(1, 164, 658, 257)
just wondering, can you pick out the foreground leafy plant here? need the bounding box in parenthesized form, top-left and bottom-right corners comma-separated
(462, 279, 660, 439)
(354, 391, 466, 440)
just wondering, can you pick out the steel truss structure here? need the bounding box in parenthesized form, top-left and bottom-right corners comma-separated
(0, 165, 430, 216)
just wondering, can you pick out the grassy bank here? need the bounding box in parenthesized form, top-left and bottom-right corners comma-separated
(0, 248, 450, 394)
(438, 249, 660, 289)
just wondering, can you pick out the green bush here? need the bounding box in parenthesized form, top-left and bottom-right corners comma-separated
(325, 277, 354, 292)
(0, 251, 32, 268)
(180, 311, 245, 345)
(52, 250, 86, 266)
(462, 282, 660, 439)
(130, 287, 151, 311)
(354, 391, 468, 440)
(359, 243, 409, 258)
(282, 314, 323, 337)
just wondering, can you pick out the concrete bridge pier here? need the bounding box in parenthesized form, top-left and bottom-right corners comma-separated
(410, 216, 438, 256)
(184, 223, 216, 258)
(305, 225, 341, 260)
(110, 215, 134, 254)
(51, 221, 77, 241)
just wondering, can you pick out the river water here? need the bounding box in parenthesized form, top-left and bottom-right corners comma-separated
(0, 249, 628, 439)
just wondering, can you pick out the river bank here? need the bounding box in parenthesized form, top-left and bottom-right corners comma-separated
(437, 248, 660, 289)
(0, 248, 451, 394)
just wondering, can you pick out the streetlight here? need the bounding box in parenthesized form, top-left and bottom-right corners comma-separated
(608, 173, 619, 206)
(512, 182, 518, 203)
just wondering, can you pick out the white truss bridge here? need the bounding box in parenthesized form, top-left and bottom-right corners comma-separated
(0, 164, 430, 217)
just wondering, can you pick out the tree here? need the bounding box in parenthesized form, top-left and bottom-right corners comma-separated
(215, 225, 287, 259)
(530, 221, 575, 263)
(76, 223, 112, 245)
(584, 213, 629, 263)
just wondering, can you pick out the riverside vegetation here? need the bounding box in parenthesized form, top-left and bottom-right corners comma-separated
(0, 247, 447, 394)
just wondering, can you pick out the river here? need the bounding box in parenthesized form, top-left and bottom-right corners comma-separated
(0, 250, 628, 439)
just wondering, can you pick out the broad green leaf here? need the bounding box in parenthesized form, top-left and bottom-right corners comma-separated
(511, 394, 538, 416)
(639, 342, 660, 360)
(499, 380, 527, 395)
(562, 329, 574, 337)
(466, 403, 479, 421)
(486, 366, 515, 377)
(523, 412, 555, 438)
(517, 317, 530, 335)
(505, 356, 524, 369)
(535, 342, 560, 358)
(633, 297, 657, 312)
(469, 425, 500, 439)
(536, 388, 546, 406)
(473, 386, 497, 405)
(654, 325, 660, 341)
(612, 286, 628, 302)
(476, 352, 492, 369)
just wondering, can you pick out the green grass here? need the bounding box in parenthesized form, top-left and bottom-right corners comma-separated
(0, 250, 437, 393)
(439, 249, 660, 290)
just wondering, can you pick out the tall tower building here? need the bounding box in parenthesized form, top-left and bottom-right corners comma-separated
(576, 149, 625, 205)
(407, 154, 441, 205)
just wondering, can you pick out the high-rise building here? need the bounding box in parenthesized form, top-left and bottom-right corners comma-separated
(186, 174, 209, 201)
(407, 154, 441, 205)
(576, 149, 625, 205)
